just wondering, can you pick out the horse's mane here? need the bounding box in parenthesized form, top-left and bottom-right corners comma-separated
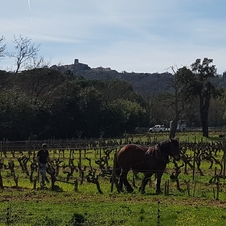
(152, 138, 178, 162)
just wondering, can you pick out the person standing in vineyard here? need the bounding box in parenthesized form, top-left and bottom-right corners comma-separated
(37, 143, 50, 187)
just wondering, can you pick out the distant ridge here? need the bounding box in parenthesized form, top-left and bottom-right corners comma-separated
(50, 59, 174, 95)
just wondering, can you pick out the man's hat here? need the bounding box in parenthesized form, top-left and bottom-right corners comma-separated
(42, 143, 47, 147)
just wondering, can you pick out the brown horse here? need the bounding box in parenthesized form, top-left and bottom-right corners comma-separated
(115, 138, 180, 194)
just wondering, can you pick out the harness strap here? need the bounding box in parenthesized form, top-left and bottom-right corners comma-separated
(144, 145, 169, 164)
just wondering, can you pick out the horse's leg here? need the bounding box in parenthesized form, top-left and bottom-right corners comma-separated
(116, 169, 133, 193)
(117, 169, 131, 193)
(121, 170, 133, 193)
(156, 172, 163, 194)
(139, 172, 153, 194)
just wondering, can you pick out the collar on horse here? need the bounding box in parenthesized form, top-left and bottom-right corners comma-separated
(145, 144, 169, 164)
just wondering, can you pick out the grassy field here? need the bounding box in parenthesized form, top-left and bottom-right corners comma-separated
(1, 131, 226, 225)
(1, 184, 226, 226)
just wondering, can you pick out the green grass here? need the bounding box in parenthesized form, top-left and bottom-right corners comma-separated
(1, 131, 226, 225)
(1, 164, 226, 226)
(1, 188, 226, 226)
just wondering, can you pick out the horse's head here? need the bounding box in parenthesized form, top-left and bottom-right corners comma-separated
(169, 138, 180, 161)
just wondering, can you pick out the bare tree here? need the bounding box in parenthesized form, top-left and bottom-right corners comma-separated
(0, 35, 6, 60)
(11, 35, 40, 73)
(26, 56, 51, 70)
(155, 66, 192, 138)
(167, 66, 192, 138)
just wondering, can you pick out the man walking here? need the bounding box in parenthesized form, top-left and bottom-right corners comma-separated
(37, 143, 50, 187)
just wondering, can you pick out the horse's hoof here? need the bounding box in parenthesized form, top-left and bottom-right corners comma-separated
(126, 188, 134, 193)
(139, 189, 145, 194)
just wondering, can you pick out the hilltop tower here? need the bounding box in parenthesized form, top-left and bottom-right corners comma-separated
(74, 59, 79, 65)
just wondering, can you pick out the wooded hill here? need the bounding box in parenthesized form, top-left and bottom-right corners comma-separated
(51, 59, 226, 97)
(0, 58, 225, 140)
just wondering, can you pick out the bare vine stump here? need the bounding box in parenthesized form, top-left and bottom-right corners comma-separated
(50, 174, 57, 191)
(213, 188, 215, 199)
(149, 178, 152, 189)
(33, 177, 38, 190)
(184, 180, 190, 196)
(87, 172, 103, 194)
(74, 179, 78, 192)
(13, 175, 19, 188)
(176, 178, 182, 191)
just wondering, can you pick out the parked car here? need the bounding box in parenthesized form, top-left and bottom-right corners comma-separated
(148, 125, 166, 132)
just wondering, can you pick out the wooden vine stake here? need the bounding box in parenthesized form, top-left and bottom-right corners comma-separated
(216, 177, 220, 200)
(0, 171, 4, 190)
(79, 150, 82, 167)
(111, 153, 117, 192)
(212, 176, 220, 200)
(192, 180, 197, 197)
(223, 143, 226, 177)
(157, 201, 161, 226)
(192, 150, 196, 181)
(164, 180, 169, 196)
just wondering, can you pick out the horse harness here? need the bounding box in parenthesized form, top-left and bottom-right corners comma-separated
(144, 144, 170, 164)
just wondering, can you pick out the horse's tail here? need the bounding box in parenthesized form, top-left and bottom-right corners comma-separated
(110, 153, 120, 184)
(114, 153, 121, 177)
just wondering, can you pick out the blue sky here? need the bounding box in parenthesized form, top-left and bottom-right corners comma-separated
(1, 0, 226, 74)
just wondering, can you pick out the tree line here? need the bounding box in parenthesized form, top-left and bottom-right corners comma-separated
(0, 35, 226, 140)
(0, 68, 150, 140)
